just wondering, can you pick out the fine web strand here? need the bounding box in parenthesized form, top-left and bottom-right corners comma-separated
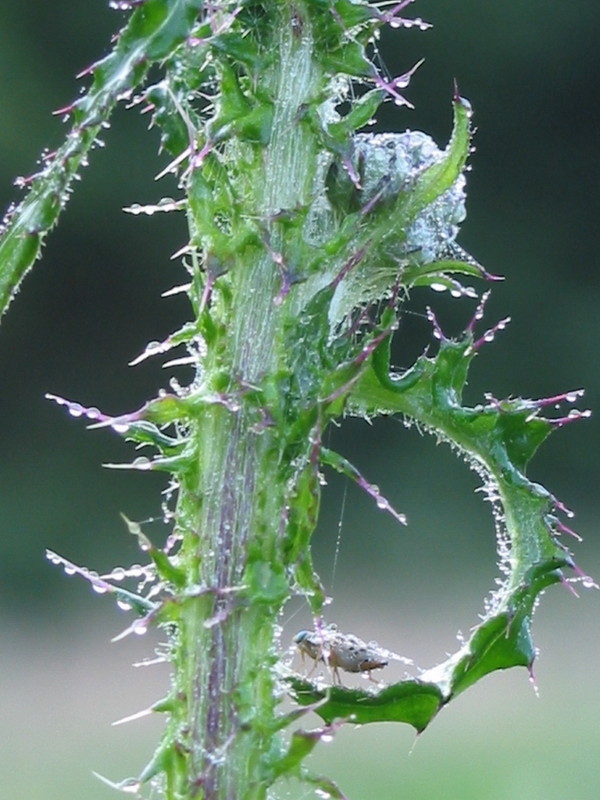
(281, 481, 348, 634)
(330, 481, 348, 598)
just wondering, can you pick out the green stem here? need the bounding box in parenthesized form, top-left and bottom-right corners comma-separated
(168, 8, 321, 798)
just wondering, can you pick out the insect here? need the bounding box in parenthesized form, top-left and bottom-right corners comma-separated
(294, 623, 390, 685)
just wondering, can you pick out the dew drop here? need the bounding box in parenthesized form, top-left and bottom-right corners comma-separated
(92, 582, 108, 594)
(133, 620, 148, 636)
(565, 390, 583, 402)
(120, 780, 142, 794)
(169, 377, 183, 395)
(430, 282, 447, 293)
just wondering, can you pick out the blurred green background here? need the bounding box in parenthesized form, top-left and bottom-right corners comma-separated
(1, 2, 599, 798)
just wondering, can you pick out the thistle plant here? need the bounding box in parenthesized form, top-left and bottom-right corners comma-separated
(0, 2, 593, 799)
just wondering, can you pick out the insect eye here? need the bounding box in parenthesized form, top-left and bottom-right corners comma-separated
(293, 631, 309, 644)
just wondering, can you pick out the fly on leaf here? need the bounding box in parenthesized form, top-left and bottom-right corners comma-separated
(294, 623, 392, 685)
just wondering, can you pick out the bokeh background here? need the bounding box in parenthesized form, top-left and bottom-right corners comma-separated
(1, 2, 599, 798)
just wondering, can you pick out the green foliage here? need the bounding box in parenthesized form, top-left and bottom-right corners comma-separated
(0, 1, 591, 799)
(0, 0, 201, 316)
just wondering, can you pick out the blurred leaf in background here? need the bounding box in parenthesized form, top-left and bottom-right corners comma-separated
(0, 2, 598, 798)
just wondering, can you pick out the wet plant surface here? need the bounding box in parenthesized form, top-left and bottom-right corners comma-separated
(0, 2, 596, 799)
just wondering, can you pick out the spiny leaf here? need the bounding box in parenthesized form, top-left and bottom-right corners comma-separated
(401, 94, 472, 223)
(345, 302, 590, 709)
(0, 0, 202, 320)
(285, 676, 444, 732)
